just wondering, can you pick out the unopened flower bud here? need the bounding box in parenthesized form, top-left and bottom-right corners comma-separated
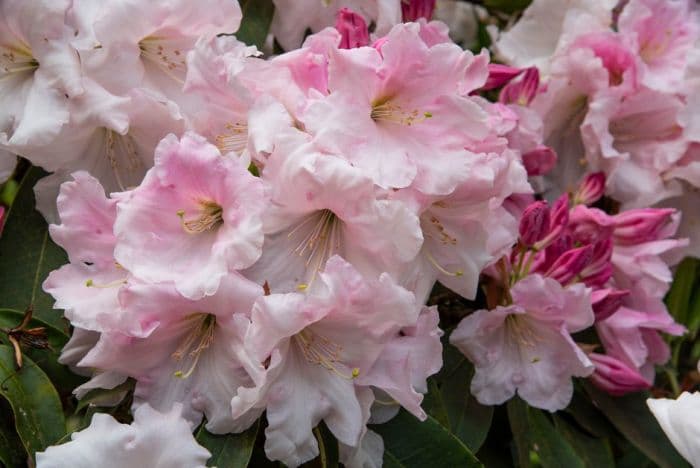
(534, 194, 569, 249)
(574, 172, 606, 205)
(588, 353, 651, 396)
(544, 244, 593, 285)
(591, 288, 628, 321)
(519, 201, 550, 247)
(481, 64, 523, 91)
(522, 146, 557, 176)
(336, 8, 370, 49)
(401, 0, 437, 22)
(613, 208, 676, 245)
(499, 67, 540, 106)
(580, 238, 613, 287)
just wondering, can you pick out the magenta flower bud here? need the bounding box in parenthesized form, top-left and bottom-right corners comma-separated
(580, 238, 613, 287)
(544, 244, 593, 285)
(534, 193, 569, 249)
(481, 64, 524, 91)
(588, 353, 651, 396)
(336, 8, 370, 49)
(519, 201, 551, 246)
(401, 0, 437, 22)
(568, 205, 614, 245)
(590, 288, 628, 321)
(522, 145, 557, 176)
(499, 67, 540, 106)
(574, 172, 606, 205)
(613, 208, 676, 245)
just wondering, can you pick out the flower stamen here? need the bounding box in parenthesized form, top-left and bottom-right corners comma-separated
(295, 329, 359, 380)
(178, 201, 224, 234)
(172, 313, 216, 379)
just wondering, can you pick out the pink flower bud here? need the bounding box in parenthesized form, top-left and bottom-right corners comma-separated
(534, 193, 569, 249)
(613, 208, 676, 245)
(481, 64, 524, 91)
(588, 353, 651, 396)
(544, 244, 593, 285)
(499, 67, 540, 106)
(401, 0, 437, 22)
(336, 8, 370, 49)
(591, 288, 628, 321)
(519, 201, 551, 246)
(580, 238, 613, 287)
(574, 172, 606, 205)
(568, 205, 614, 245)
(522, 146, 557, 176)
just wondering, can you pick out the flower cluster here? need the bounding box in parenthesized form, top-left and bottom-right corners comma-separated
(0, 0, 696, 466)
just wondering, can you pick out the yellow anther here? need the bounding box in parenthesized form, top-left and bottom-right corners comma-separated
(85, 279, 94, 287)
(352, 368, 360, 378)
(297, 283, 308, 291)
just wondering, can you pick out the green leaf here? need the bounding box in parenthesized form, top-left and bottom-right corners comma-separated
(665, 258, 698, 327)
(0, 167, 68, 331)
(424, 345, 493, 452)
(0, 345, 66, 459)
(0, 308, 84, 399)
(585, 384, 687, 468)
(483, 0, 532, 14)
(507, 398, 584, 468)
(371, 409, 482, 468)
(0, 397, 25, 468)
(236, 0, 275, 50)
(686, 284, 700, 339)
(196, 418, 260, 468)
(553, 414, 615, 468)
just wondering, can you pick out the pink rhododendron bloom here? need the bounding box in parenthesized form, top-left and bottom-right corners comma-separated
(113, 133, 265, 299)
(648, 392, 700, 466)
(450, 274, 594, 411)
(0, 0, 83, 148)
(78, 273, 263, 433)
(270, 0, 401, 51)
(71, 0, 242, 104)
(232, 256, 440, 467)
(36, 404, 211, 468)
(303, 23, 491, 193)
(618, 0, 700, 93)
(244, 140, 422, 295)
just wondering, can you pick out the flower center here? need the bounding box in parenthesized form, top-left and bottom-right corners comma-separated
(139, 35, 186, 83)
(370, 100, 432, 126)
(104, 129, 143, 191)
(0, 42, 38, 77)
(505, 315, 540, 349)
(172, 313, 216, 379)
(177, 200, 224, 234)
(294, 328, 359, 379)
(288, 209, 342, 290)
(215, 122, 248, 155)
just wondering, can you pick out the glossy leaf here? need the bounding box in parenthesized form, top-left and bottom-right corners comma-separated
(237, 0, 275, 50)
(424, 345, 493, 452)
(0, 397, 25, 468)
(0, 345, 66, 459)
(371, 409, 482, 468)
(507, 398, 585, 468)
(553, 414, 615, 468)
(0, 167, 68, 330)
(585, 384, 687, 468)
(197, 419, 260, 468)
(665, 258, 698, 327)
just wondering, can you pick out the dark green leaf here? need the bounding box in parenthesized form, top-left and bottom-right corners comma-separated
(686, 284, 700, 339)
(0, 396, 26, 467)
(553, 414, 615, 468)
(507, 398, 584, 468)
(425, 346, 493, 451)
(564, 389, 615, 439)
(665, 258, 698, 327)
(585, 384, 687, 468)
(484, 0, 532, 14)
(0, 167, 68, 331)
(197, 418, 260, 468)
(0, 345, 66, 459)
(371, 409, 482, 468)
(0, 308, 84, 399)
(236, 0, 275, 50)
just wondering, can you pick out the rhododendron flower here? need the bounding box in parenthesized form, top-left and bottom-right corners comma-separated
(648, 392, 700, 467)
(71, 0, 242, 104)
(78, 273, 263, 433)
(232, 256, 440, 467)
(304, 23, 491, 193)
(0, 0, 83, 148)
(451, 274, 594, 411)
(114, 133, 265, 299)
(244, 141, 422, 294)
(588, 352, 651, 395)
(36, 404, 211, 468)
